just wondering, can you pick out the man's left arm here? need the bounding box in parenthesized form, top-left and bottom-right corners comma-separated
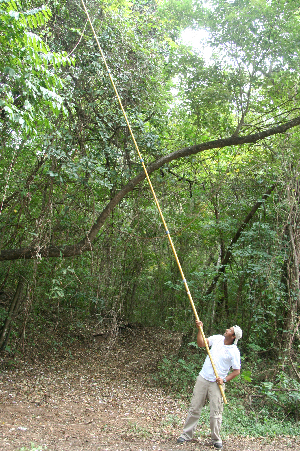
(216, 369, 240, 385)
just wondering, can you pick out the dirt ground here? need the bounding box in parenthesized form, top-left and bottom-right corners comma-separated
(0, 326, 299, 451)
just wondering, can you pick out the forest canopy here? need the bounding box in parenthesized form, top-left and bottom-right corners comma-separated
(1, 0, 300, 397)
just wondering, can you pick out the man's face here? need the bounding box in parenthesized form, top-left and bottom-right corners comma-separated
(224, 326, 235, 339)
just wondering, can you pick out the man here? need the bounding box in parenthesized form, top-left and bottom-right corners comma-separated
(177, 320, 242, 449)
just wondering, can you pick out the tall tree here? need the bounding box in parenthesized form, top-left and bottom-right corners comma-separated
(1, 0, 300, 355)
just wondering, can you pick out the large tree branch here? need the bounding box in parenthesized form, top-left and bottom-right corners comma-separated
(1, 116, 299, 262)
(205, 184, 276, 296)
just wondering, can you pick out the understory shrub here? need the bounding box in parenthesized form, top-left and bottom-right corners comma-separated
(154, 352, 300, 435)
(153, 351, 204, 395)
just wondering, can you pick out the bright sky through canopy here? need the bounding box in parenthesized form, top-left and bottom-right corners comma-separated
(180, 27, 213, 63)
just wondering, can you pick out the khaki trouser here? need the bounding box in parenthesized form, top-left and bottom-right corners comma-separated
(180, 375, 224, 445)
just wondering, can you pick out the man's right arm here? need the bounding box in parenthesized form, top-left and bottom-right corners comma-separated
(196, 320, 209, 348)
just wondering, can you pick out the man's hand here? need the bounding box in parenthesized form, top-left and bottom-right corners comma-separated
(196, 320, 203, 329)
(216, 369, 240, 385)
(196, 321, 209, 348)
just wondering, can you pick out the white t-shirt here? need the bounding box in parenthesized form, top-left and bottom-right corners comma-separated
(200, 335, 241, 382)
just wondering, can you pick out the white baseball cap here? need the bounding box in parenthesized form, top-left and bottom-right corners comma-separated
(233, 325, 242, 345)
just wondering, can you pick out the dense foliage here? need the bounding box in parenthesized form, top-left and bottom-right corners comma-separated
(1, 0, 300, 422)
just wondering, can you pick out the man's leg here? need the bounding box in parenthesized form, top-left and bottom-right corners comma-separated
(208, 382, 224, 447)
(179, 375, 208, 441)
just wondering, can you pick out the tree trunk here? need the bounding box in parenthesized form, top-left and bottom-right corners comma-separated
(0, 278, 25, 351)
(280, 179, 300, 358)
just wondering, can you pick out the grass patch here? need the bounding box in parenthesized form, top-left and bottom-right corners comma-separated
(126, 421, 152, 438)
(222, 405, 300, 437)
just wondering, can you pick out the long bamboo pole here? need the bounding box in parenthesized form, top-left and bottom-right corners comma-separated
(80, 0, 227, 404)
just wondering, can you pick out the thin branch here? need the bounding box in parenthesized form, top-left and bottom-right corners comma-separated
(67, 20, 88, 57)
